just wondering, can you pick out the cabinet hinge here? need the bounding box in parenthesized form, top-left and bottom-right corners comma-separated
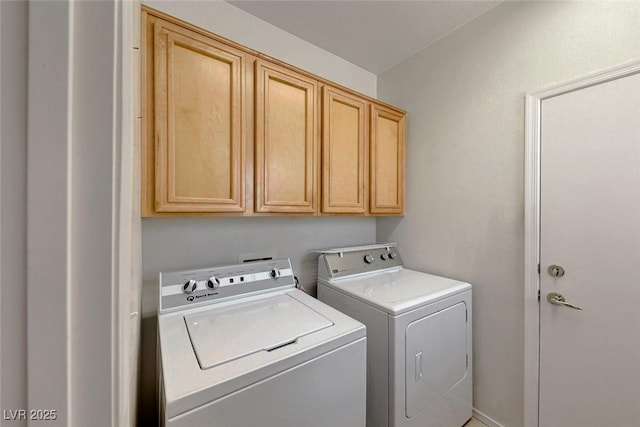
(466, 354, 469, 368)
(537, 290, 541, 301)
(537, 264, 540, 274)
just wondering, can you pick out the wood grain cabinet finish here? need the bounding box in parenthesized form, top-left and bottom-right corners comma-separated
(146, 17, 246, 214)
(142, 8, 405, 217)
(255, 60, 318, 213)
(370, 103, 405, 214)
(321, 86, 368, 214)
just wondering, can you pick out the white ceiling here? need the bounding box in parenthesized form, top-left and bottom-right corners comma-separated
(227, 0, 501, 74)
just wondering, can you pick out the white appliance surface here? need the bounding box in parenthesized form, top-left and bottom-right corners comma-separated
(317, 244, 472, 427)
(404, 302, 468, 418)
(327, 267, 471, 315)
(158, 259, 366, 427)
(185, 293, 333, 369)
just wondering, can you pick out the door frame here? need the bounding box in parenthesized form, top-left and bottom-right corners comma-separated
(523, 59, 640, 427)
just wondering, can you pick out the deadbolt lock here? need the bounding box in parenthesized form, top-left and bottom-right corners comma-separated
(548, 265, 565, 277)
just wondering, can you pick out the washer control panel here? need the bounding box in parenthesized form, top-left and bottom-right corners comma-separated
(159, 258, 295, 312)
(318, 244, 402, 279)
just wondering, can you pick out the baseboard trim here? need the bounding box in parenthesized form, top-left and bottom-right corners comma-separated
(473, 408, 505, 427)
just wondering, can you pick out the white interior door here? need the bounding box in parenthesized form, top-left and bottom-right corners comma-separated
(539, 72, 640, 427)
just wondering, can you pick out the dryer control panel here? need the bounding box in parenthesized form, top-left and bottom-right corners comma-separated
(159, 259, 295, 313)
(317, 244, 402, 279)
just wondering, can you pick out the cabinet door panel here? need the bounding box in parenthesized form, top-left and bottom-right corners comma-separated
(255, 61, 317, 213)
(370, 104, 405, 214)
(154, 21, 245, 212)
(322, 87, 367, 213)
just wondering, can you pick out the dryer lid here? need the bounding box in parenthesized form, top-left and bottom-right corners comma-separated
(323, 268, 471, 315)
(185, 293, 334, 369)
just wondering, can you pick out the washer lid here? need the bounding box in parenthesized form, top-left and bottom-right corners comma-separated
(159, 289, 365, 419)
(324, 268, 471, 315)
(185, 293, 334, 369)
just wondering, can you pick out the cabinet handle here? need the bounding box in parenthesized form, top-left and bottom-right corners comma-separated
(415, 352, 423, 382)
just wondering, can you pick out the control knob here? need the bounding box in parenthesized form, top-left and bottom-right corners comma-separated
(270, 268, 281, 279)
(388, 252, 397, 259)
(380, 253, 388, 261)
(364, 254, 374, 264)
(207, 276, 220, 289)
(183, 279, 197, 294)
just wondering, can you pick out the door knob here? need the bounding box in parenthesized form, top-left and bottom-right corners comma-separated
(546, 292, 582, 310)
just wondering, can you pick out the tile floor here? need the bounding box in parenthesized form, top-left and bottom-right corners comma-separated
(464, 417, 489, 427)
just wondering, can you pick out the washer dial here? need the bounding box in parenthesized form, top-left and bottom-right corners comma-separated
(207, 276, 220, 289)
(183, 279, 197, 294)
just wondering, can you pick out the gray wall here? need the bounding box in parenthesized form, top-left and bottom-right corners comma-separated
(138, 2, 378, 424)
(1, 0, 28, 421)
(27, 1, 122, 425)
(142, 217, 375, 312)
(143, 0, 376, 96)
(69, 2, 120, 424)
(376, 2, 640, 427)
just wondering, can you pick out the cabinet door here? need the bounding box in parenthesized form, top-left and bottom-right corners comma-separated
(370, 103, 405, 215)
(322, 86, 368, 214)
(255, 60, 318, 213)
(153, 20, 245, 213)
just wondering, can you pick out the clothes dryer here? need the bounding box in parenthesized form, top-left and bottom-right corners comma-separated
(317, 244, 472, 427)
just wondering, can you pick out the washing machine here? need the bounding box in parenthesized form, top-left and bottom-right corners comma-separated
(158, 258, 366, 427)
(317, 244, 472, 427)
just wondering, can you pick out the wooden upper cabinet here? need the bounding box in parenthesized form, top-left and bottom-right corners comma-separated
(322, 86, 368, 214)
(370, 103, 405, 215)
(142, 8, 406, 217)
(151, 18, 246, 213)
(254, 60, 318, 213)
